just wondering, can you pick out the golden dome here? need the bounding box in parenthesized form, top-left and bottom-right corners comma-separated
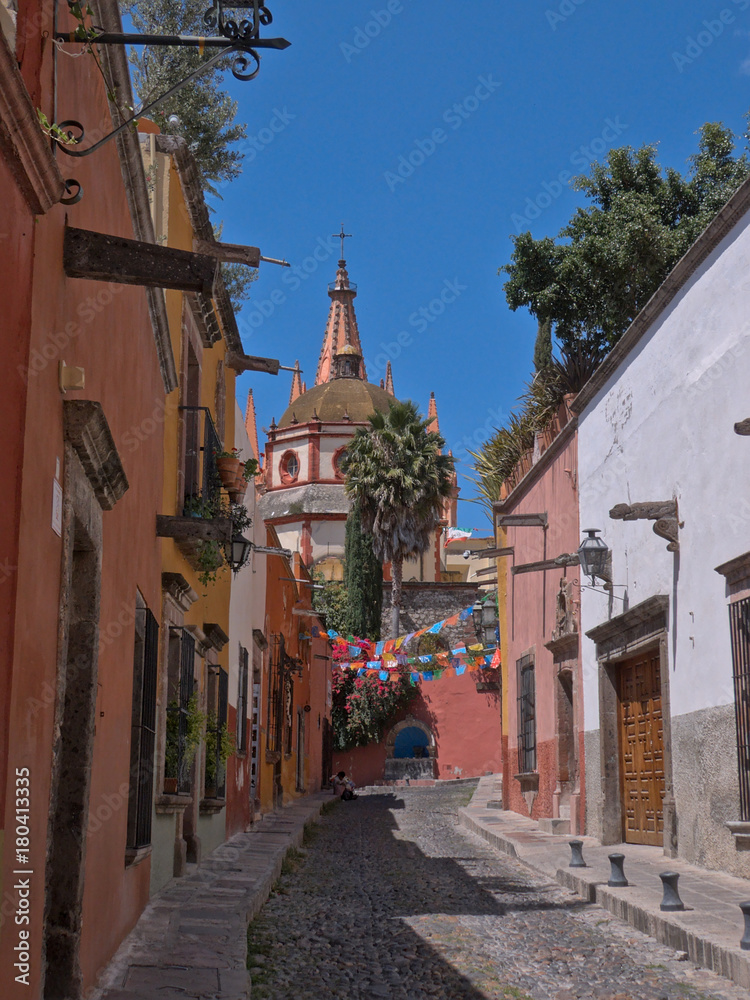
(335, 344, 361, 356)
(279, 379, 394, 427)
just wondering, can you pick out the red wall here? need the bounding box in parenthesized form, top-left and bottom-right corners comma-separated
(333, 672, 502, 787)
(1, 5, 166, 994)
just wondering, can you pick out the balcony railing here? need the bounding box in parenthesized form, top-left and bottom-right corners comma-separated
(180, 406, 221, 512)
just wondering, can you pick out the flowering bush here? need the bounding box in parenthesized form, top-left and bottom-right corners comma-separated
(332, 666, 414, 751)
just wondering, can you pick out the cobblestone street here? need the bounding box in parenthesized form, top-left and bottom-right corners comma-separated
(246, 784, 747, 1000)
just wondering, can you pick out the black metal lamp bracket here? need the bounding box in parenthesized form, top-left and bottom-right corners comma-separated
(52, 2, 289, 170)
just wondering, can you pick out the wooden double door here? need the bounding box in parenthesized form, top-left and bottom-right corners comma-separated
(617, 651, 665, 846)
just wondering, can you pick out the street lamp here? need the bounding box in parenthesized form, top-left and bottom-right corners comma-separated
(472, 597, 499, 649)
(227, 533, 252, 572)
(578, 529, 609, 586)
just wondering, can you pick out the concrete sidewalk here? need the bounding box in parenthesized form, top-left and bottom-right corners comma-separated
(460, 775, 750, 991)
(92, 792, 331, 1000)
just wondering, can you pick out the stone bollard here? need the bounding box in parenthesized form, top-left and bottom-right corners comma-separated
(607, 853, 628, 887)
(569, 840, 587, 868)
(740, 901, 750, 951)
(658, 872, 685, 911)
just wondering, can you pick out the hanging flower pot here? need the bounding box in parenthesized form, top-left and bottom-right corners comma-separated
(216, 455, 241, 488)
(232, 470, 248, 497)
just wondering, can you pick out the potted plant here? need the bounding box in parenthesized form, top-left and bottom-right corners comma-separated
(241, 457, 259, 482)
(204, 716, 237, 798)
(214, 448, 241, 489)
(195, 540, 224, 586)
(164, 693, 206, 793)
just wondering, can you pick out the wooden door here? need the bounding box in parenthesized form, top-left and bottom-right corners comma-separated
(617, 651, 664, 845)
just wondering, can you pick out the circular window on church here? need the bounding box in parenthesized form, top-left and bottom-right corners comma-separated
(333, 447, 348, 481)
(280, 450, 300, 484)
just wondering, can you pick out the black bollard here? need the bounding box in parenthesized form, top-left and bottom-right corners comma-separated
(658, 872, 684, 911)
(569, 840, 587, 868)
(740, 901, 750, 951)
(608, 852, 628, 887)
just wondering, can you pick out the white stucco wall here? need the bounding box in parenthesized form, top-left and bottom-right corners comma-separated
(578, 209, 750, 730)
(310, 519, 346, 562)
(318, 434, 351, 478)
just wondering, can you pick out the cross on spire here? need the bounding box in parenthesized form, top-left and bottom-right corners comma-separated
(333, 223, 352, 264)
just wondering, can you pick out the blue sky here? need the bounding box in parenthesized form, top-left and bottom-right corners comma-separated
(209, 0, 750, 529)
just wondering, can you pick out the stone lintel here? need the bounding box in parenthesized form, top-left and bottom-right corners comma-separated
(715, 551, 750, 587)
(203, 622, 229, 652)
(162, 572, 199, 612)
(544, 631, 579, 658)
(63, 400, 129, 510)
(586, 595, 669, 653)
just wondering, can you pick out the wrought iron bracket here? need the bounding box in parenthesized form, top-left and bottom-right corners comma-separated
(52, 1, 289, 163)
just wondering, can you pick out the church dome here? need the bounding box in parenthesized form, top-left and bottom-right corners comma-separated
(279, 379, 394, 427)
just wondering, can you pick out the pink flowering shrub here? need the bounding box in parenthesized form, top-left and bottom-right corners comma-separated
(331, 666, 414, 751)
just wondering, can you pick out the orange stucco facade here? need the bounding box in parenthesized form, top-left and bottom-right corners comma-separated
(1, 4, 167, 995)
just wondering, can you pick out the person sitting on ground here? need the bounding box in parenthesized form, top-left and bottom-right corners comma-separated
(331, 770, 357, 800)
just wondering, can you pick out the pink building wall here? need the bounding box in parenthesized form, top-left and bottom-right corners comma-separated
(497, 420, 585, 833)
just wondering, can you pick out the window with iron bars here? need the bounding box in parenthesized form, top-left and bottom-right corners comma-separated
(180, 405, 222, 513)
(517, 653, 537, 774)
(267, 634, 297, 754)
(165, 627, 196, 795)
(126, 598, 159, 853)
(205, 667, 229, 799)
(237, 645, 249, 754)
(729, 596, 750, 821)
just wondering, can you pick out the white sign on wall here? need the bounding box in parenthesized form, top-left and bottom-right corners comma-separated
(52, 480, 63, 537)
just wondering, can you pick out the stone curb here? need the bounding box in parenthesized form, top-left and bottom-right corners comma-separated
(92, 792, 331, 1000)
(459, 783, 750, 992)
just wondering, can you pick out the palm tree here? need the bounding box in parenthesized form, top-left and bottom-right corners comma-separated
(342, 400, 455, 637)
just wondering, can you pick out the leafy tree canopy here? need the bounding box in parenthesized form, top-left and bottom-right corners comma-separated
(501, 117, 750, 355)
(121, 0, 248, 199)
(312, 575, 349, 636)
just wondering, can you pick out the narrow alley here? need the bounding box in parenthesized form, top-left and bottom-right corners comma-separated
(244, 783, 746, 1000)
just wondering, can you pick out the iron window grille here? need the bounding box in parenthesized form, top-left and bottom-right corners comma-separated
(127, 603, 159, 851)
(517, 653, 537, 774)
(729, 596, 750, 821)
(237, 645, 249, 753)
(205, 667, 229, 799)
(165, 628, 196, 794)
(180, 405, 222, 511)
(267, 633, 296, 753)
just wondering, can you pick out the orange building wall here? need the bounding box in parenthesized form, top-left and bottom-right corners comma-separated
(1, 7, 166, 994)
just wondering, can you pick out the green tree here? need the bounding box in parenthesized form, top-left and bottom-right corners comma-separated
(121, 0, 248, 199)
(343, 503, 383, 641)
(533, 316, 552, 373)
(342, 401, 454, 638)
(311, 576, 349, 636)
(502, 118, 750, 355)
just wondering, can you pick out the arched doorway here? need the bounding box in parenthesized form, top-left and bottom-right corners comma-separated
(384, 716, 436, 781)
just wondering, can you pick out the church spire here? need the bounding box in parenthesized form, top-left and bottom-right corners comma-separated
(385, 361, 394, 396)
(315, 228, 366, 385)
(427, 390, 439, 434)
(289, 360, 303, 404)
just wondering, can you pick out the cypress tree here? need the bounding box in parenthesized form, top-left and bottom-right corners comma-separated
(344, 503, 383, 640)
(533, 316, 552, 372)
